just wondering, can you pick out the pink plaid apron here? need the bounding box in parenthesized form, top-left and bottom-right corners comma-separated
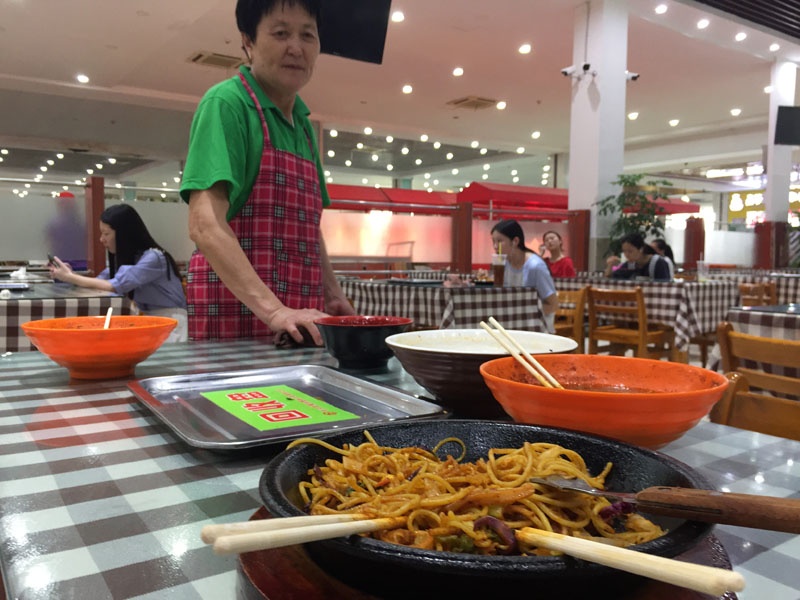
(186, 73, 324, 339)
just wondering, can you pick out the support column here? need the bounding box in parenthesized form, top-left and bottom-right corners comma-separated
(565, 0, 629, 269)
(85, 176, 105, 276)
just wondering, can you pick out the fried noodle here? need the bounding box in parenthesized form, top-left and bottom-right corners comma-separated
(288, 432, 665, 556)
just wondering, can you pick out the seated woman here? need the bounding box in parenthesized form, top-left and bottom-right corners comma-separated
(49, 204, 188, 342)
(650, 238, 675, 280)
(604, 232, 671, 282)
(491, 219, 558, 332)
(540, 230, 576, 278)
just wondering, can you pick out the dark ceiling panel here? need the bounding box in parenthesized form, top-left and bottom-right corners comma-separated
(693, 0, 800, 41)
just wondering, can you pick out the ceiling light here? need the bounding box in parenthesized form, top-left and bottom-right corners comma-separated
(541, 180, 548, 186)
(107, 157, 116, 164)
(531, 131, 541, 139)
(496, 101, 507, 110)
(697, 18, 709, 30)
(402, 84, 413, 94)
(56, 153, 64, 159)
(518, 43, 532, 55)
(86, 168, 93, 174)
(115, 183, 122, 188)
(329, 129, 338, 137)
(387, 164, 394, 171)
(327, 177, 333, 183)
(356, 142, 364, 149)
(74, 179, 82, 185)
(401, 147, 409, 155)
(423, 181, 430, 188)
(483, 164, 490, 171)
(0, 157, 3, 163)
(628, 111, 639, 120)
(427, 188, 433, 193)
(734, 32, 747, 42)
(433, 179, 439, 185)
(415, 158, 422, 165)
(361, 178, 369, 184)
(764, 85, 773, 94)
(543, 165, 551, 172)
(324, 170, 331, 177)
(542, 172, 550, 178)
(385, 135, 393, 143)
(446, 152, 454, 160)
(173, 176, 180, 183)
(513, 176, 520, 183)
(345, 159, 352, 166)
(95, 163, 103, 169)
(655, 4, 668, 14)
(482, 173, 489, 180)
(46, 159, 54, 166)
(470, 140, 479, 148)
(371, 154, 379, 161)
(730, 108, 742, 117)
(770, 43, 780, 52)
(0, 149, 8, 154)
(452, 67, 464, 77)
(669, 119, 680, 127)
(680, 194, 691, 203)
(433, 141, 441, 149)
(391, 10, 404, 23)
(516, 146, 525, 154)
(40, 166, 48, 172)
(424, 173, 431, 179)
(363, 126, 373, 135)
(511, 170, 518, 176)
(327, 150, 335, 158)
(451, 168, 459, 175)
(161, 181, 168, 187)
(480, 148, 487, 155)
(420, 134, 428, 142)
(76, 73, 90, 84)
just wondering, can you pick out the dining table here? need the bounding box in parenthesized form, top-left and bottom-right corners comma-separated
(0, 340, 798, 599)
(554, 276, 740, 359)
(340, 279, 546, 331)
(706, 271, 800, 305)
(0, 282, 134, 353)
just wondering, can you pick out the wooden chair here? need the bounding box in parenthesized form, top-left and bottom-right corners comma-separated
(710, 322, 800, 440)
(553, 286, 587, 352)
(586, 286, 675, 360)
(738, 282, 777, 306)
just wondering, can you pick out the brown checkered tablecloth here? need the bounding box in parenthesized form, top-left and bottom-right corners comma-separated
(1, 284, 133, 352)
(341, 280, 545, 331)
(555, 277, 739, 351)
(707, 273, 800, 305)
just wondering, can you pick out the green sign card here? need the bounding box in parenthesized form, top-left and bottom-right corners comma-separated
(201, 385, 360, 432)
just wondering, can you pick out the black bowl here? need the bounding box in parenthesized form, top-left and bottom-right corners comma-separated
(260, 420, 714, 599)
(314, 315, 413, 370)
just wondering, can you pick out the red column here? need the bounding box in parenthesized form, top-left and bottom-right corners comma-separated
(451, 202, 473, 273)
(683, 217, 705, 269)
(566, 209, 590, 272)
(754, 221, 789, 269)
(84, 176, 105, 276)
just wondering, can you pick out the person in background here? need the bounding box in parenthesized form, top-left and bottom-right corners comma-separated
(180, 0, 353, 345)
(49, 204, 188, 342)
(46, 192, 87, 270)
(490, 219, 558, 332)
(650, 238, 675, 280)
(539, 230, 576, 278)
(604, 232, 671, 282)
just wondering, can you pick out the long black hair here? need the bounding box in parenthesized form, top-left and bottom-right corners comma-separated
(100, 204, 180, 281)
(651, 238, 675, 262)
(491, 219, 535, 254)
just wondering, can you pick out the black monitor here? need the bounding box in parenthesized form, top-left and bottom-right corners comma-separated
(319, 0, 392, 64)
(774, 105, 800, 145)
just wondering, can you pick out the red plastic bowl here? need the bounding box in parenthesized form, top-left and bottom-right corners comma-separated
(314, 315, 413, 370)
(21, 315, 177, 379)
(480, 354, 729, 449)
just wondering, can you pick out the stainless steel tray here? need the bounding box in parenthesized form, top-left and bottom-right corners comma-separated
(128, 365, 448, 450)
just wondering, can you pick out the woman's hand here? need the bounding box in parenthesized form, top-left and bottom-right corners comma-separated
(604, 255, 621, 277)
(48, 256, 74, 283)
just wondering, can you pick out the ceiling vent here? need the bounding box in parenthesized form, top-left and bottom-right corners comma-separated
(189, 51, 245, 69)
(445, 96, 497, 110)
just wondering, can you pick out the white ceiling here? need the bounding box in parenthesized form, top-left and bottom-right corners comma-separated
(1, 0, 799, 196)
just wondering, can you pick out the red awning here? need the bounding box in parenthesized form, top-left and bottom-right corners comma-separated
(457, 182, 569, 210)
(327, 183, 387, 202)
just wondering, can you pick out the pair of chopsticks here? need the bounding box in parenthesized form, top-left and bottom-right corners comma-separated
(479, 317, 563, 389)
(200, 515, 744, 595)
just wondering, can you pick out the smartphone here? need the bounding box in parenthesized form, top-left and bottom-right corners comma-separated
(47, 254, 56, 266)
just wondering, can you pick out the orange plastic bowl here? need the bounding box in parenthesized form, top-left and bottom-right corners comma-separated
(21, 315, 177, 379)
(480, 354, 729, 449)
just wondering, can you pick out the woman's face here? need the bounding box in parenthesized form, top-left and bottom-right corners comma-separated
(99, 222, 116, 254)
(243, 3, 320, 99)
(491, 231, 513, 254)
(621, 242, 644, 263)
(543, 232, 561, 251)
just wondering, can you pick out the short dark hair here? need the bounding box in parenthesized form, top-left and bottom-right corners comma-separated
(619, 232, 646, 251)
(236, 0, 320, 41)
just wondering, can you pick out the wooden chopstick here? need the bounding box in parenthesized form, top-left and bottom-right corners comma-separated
(517, 528, 745, 596)
(480, 319, 563, 389)
(206, 515, 405, 555)
(201, 513, 367, 543)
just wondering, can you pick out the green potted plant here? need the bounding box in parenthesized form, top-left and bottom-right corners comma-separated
(596, 173, 672, 255)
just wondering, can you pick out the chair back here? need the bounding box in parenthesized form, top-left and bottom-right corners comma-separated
(738, 282, 777, 306)
(587, 286, 646, 331)
(554, 286, 587, 349)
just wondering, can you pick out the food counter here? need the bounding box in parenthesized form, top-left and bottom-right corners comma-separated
(0, 341, 797, 599)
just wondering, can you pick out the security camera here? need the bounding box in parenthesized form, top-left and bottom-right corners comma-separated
(582, 62, 591, 72)
(561, 65, 577, 77)
(625, 71, 640, 81)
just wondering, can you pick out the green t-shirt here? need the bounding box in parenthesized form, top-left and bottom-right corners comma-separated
(180, 66, 329, 221)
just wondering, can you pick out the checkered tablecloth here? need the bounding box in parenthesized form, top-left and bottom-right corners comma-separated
(1, 284, 134, 352)
(0, 341, 797, 599)
(707, 273, 800, 305)
(555, 277, 739, 351)
(341, 280, 545, 331)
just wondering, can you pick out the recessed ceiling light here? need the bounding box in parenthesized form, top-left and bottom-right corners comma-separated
(480, 148, 488, 155)
(56, 153, 64, 159)
(327, 150, 335, 158)
(516, 147, 525, 154)
(1, 149, 9, 155)
(433, 141, 441, 149)
(345, 159, 352, 166)
(470, 140, 479, 148)
(433, 179, 439, 185)
(40, 166, 48, 172)
(173, 176, 180, 183)
(385, 135, 394, 143)
(95, 163, 103, 169)
(451, 168, 459, 175)
(324, 170, 331, 177)
(391, 10, 404, 23)
(402, 84, 413, 94)
(730, 108, 742, 116)
(764, 85, 773, 94)
(511, 170, 518, 176)
(769, 43, 780, 52)
(415, 158, 422, 165)
(531, 131, 541, 139)
(669, 119, 680, 127)
(735, 32, 747, 42)
(363, 126, 373, 135)
(107, 157, 116, 164)
(482, 173, 489, 180)
(401, 147, 409, 155)
(423, 181, 430, 188)
(86, 168, 93, 174)
(76, 73, 90, 84)
(356, 142, 364, 149)
(326, 177, 333, 183)
(446, 152, 454, 160)
(46, 159, 54, 166)
(697, 19, 709, 30)
(424, 173, 431, 179)
(655, 4, 668, 14)
(371, 154, 379, 161)
(513, 176, 520, 183)
(361, 178, 369, 184)
(543, 165, 551, 172)
(496, 101, 507, 110)
(518, 43, 532, 55)
(452, 67, 464, 77)
(427, 188, 433, 193)
(628, 111, 639, 120)
(329, 129, 338, 137)
(420, 134, 428, 142)
(483, 164, 491, 171)
(387, 164, 394, 171)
